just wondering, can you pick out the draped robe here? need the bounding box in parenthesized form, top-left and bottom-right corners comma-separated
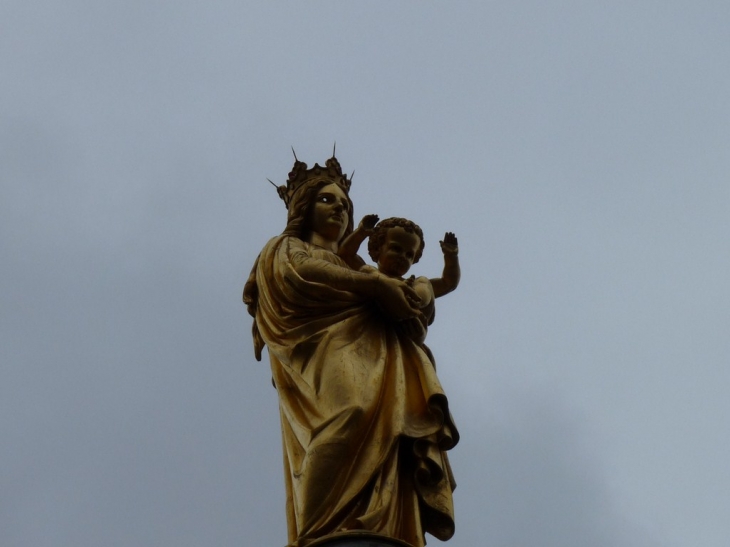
(245, 235, 458, 547)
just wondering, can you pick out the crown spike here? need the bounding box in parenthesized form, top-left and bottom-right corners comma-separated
(291, 146, 299, 162)
(332, 141, 336, 157)
(349, 169, 355, 182)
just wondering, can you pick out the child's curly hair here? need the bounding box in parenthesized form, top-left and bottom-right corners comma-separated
(368, 217, 425, 264)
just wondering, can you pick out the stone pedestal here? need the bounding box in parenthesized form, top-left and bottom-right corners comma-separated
(306, 531, 415, 547)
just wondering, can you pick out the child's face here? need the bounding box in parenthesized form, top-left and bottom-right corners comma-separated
(377, 226, 421, 278)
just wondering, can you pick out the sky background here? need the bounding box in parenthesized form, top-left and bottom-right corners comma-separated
(2, 2, 729, 547)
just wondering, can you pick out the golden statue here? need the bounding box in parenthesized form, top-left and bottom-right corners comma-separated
(243, 153, 460, 547)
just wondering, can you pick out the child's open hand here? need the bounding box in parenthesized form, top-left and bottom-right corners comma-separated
(359, 214, 379, 234)
(440, 232, 459, 255)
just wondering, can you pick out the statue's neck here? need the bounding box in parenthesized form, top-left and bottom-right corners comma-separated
(308, 233, 338, 253)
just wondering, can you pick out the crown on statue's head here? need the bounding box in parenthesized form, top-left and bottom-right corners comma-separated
(271, 151, 352, 209)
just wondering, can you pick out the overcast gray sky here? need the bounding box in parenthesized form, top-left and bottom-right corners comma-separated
(2, 2, 729, 547)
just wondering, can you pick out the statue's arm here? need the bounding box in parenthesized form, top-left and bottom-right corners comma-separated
(289, 245, 421, 320)
(293, 254, 379, 296)
(337, 214, 379, 270)
(430, 232, 460, 298)
(338, 228, 366, 262)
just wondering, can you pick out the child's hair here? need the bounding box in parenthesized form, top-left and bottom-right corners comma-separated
(368, 217, 425, 264)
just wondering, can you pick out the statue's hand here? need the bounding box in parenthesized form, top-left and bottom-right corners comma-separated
(375, 276, 421, 319)
(359, 214, 380, 234)
(440, 232, 459, 255)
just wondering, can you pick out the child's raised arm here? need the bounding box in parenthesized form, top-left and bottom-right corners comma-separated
(337, 214, 379, 270)
(430, 232, 460, 298)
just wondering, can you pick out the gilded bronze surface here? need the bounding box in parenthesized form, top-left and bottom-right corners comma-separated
(308, 530, 417, 547)
(244, 153, 460, 547)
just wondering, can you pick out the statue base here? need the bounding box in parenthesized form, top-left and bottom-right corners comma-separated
(306, 531, 415, 547)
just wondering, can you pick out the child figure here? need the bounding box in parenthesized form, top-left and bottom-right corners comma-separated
(339, 215, 460, 345)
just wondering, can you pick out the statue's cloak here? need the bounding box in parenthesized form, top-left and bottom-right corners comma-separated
(246, 235, 458, 547)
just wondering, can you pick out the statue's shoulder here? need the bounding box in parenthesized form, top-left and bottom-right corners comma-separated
(261, 234, 304, 253)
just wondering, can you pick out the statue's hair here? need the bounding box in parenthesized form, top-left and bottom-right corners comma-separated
(368, 217, 425, 264)
(283, 179, 354, 243)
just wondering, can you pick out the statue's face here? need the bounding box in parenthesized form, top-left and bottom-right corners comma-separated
(311, 183, 350, 243)
(377, 226, 421, 278)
